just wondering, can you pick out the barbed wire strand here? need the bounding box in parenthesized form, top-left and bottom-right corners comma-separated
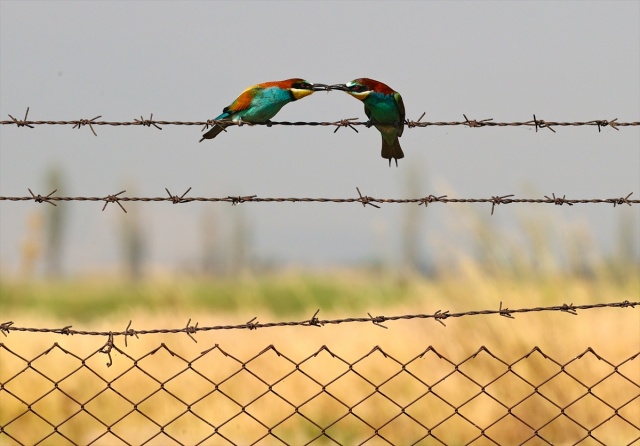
(1, 301, 637, 354)
(2, 108, 639, 135)
(1, 189, 636, 214)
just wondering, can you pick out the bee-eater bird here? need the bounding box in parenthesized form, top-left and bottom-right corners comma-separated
(330, 78, 405, 166)
(200, 79, 327, 142)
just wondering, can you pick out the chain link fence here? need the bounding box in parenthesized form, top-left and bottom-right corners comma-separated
(1, 341, 638, 445)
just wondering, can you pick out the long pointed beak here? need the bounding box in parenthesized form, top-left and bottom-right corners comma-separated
(312, 83, 329, 91)
(328, 84, 348, 91)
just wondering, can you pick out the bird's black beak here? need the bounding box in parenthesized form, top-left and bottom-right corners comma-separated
(328, 84, 348, 91)
(312, 83, 329, 91)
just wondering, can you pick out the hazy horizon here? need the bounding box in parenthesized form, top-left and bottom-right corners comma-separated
(1, 1, 639, 277)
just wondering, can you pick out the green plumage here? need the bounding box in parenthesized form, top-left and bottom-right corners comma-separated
(337, 78, 406, 166)
(362, 91, 405, 164)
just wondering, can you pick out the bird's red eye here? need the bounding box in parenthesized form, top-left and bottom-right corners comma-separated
(350, 85, 367, 92)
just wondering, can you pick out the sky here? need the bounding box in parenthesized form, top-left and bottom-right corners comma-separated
(1, 1, 639, 276)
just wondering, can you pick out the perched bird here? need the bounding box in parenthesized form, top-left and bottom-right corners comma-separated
(330, 78, 405, 166)
(200, 78, 327, 141)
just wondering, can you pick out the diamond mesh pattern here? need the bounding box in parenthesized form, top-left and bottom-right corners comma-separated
(1, 343, 638, 445)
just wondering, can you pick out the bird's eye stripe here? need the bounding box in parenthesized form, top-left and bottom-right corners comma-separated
(349, 85, 368, 92)
(292, 82, 312, 90)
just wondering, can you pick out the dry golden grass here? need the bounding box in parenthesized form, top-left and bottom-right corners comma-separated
(1, 268, 639, 445)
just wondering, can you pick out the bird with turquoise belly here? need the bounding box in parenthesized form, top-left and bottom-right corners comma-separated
(200, 78, 327, 141)
(330, 78, 406, 166)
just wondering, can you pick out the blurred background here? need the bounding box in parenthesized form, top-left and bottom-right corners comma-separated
(1, 2, 639, 443)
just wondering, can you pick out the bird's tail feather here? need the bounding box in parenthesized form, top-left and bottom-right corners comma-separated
(199, 123, 229, 142)
(381, 137, 404, 167)
(200, 112, 232, 142)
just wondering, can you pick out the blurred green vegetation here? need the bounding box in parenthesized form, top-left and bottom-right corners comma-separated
(1, 264, 637, 322)
(0, 273, 416, 321)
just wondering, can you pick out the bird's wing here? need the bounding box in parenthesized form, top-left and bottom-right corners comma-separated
(394, 92, 406, 137)
(224, 87, 257, 114)
(364, 104, 372, 121)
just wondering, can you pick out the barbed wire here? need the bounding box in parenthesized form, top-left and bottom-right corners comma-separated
(1, 301, 637, 361)
(2, 108, 639, 136)
(0, 188, 636, 214)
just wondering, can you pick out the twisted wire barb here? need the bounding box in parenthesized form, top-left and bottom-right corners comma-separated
(1, 301, 636, 342)
(2, 109, 639, 135)
(1, 189, 636, 213)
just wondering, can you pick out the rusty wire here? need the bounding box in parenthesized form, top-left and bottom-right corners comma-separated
(1, 301, 636, 349)
(0, 189, 637, 214)
(2, 108, 639, 136)
(0, 341, 638, 445)
(2, 108, 639, 445)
